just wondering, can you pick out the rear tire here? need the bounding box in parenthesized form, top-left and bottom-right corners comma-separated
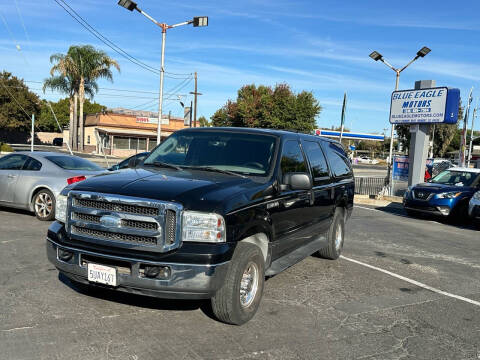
(317, 207, 345, 260)
(211, 242, 265, 325)
(33, 189, 55, 221)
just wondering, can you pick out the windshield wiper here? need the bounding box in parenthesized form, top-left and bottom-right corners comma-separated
(185, 166, 246, 178)
(147, 161, 182, 171)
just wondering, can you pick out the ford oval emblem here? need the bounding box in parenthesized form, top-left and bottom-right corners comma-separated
(100, 215, 122, 228)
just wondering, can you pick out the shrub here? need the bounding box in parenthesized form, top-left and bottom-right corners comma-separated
(0, 142, 13, 152)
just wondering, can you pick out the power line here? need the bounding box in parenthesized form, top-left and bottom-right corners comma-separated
(14, 0, 32, 50)
(54, 0, 160, 76)
(23, 80, 187, 96)
(53, 0, 193, 80)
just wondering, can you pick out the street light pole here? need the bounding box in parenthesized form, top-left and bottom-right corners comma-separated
(158, 26, 166, 144)
(118, 0, 208, 144)
(369, 46, 431, 195)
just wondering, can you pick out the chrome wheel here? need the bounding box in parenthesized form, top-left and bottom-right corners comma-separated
(334, 222, 343, 251)
(35, 192, 53, 219)
(240, 261, 259, 308)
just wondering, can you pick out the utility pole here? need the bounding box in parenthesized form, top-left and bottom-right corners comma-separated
(467, 106, 477, 167)
(189, 72, 202, 127)
(31, 114, 34, 152)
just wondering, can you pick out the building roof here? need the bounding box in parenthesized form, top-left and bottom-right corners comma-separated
(85, 112, 186, 133)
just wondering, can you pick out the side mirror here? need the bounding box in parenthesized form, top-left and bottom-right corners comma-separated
(128, 157, 142, 168)
(283, 172, 312, 190)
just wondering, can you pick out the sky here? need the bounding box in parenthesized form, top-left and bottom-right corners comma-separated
(1, 0, 480, 134)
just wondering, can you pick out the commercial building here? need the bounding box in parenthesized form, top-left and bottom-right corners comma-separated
(63, 108, 189, 157)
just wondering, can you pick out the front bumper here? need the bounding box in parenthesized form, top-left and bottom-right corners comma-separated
(403, 199, 454, 216)
(46, 238, 230, 300)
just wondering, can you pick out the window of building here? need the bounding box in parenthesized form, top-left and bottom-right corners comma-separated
(113, 137, 130, 149)
(148, 139, 157, 151)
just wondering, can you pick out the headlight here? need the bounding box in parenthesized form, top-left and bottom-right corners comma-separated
(437, 192, 462, 199)
(474, 191, 480, 200)
(182, 211, 225, 243)
(55, 194, 68, 223)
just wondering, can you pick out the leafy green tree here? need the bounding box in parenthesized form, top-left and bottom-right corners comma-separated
(211, 83, 321, 133)
(0, 71, 41, 131)
(37, 98, 106, 132)
(197, 115, 210, 127)
(44, 45, 119, 151)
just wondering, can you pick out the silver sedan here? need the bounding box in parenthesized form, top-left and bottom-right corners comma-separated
(0, 151, 105, 221)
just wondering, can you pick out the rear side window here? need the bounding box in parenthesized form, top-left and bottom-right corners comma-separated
(323, 142, 352, 178)
(303, 141, 329, 179)
(0, 154, 27, 170)
(280, 140, 307, 177)
(46, 156, 103, 171)
(24, 157, 42, 171)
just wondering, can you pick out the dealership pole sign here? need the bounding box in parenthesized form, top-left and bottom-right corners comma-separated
(389, 87, 460, 125)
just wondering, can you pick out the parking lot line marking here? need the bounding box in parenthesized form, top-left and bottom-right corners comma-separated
(340, 255, 480, 307)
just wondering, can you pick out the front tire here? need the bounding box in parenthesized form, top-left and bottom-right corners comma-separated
(33, 189, 55, 221)
(211, 242, 265, 325)
(317, 207, 345, 260)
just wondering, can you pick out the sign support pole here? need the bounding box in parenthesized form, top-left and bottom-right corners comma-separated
(407, 80, 435, 187)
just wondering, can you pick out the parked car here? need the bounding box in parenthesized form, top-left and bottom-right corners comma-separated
(403, 167, 480, 220)
(357, 156, 379, 165)
(108, 151, 149, 171)
(424, 159, 453, 182)
(52, 138, 63, 146)
(47, 128, 354, 325)
(0, 152, 105, 221)
(468, 191, 480, 229)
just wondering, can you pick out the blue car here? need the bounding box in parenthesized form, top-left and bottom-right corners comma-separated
(403, 167, 480, 219)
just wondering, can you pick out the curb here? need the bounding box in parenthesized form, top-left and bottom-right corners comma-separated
(354, 194, 403, 207)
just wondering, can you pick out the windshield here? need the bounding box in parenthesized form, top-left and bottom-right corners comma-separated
(144, 131, 277, 176)
(46, 156, 103, 171)
(430, 170, 479, 187)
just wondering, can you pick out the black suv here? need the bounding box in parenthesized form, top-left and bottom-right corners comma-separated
(47, 128, 354, 324)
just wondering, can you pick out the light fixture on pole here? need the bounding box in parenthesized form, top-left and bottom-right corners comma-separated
(118, 0, 208, 143)
(369, 46, 431, 195)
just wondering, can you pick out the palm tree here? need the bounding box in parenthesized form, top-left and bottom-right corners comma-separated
(68, 45, 120, 151)
(44, 45, 120, 151)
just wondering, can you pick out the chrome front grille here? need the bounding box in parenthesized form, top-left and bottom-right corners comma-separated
(67, 191, 182, 253)
(73, 212, 158, 231)
(72, 226, 157, 245)
(73, 198, 159, 216)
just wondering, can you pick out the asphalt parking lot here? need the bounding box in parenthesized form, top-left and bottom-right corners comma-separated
(0, 204, 479, 360)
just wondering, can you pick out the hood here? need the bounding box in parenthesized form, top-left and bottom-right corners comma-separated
(413, 182, 474, 194)
(69, 167, 270, 213)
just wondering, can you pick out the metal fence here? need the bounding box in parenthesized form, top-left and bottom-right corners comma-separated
(354, 176, 389, 196)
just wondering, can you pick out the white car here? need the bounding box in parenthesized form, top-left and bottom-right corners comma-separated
(357, 156, 379, 165)
(469, 191, 480, 230)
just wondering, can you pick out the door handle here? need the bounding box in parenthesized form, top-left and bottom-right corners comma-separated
(7, 174, 16, 178)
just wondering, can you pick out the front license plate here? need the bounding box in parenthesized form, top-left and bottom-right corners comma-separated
(87, 263, 117, 286)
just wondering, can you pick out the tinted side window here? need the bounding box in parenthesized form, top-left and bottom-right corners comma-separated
(24, 157, 42, 171)
(280, 140, 307, 178)
(303, 141, 329, 179)
(0, 154, 27, 170)
(323, 142, 352, 178)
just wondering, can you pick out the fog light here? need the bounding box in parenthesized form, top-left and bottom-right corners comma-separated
(158, 266, 171, 279)
(144, 266, 160, 278)
(58, 248, 73, 262)
(437, 206, 451, 216)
